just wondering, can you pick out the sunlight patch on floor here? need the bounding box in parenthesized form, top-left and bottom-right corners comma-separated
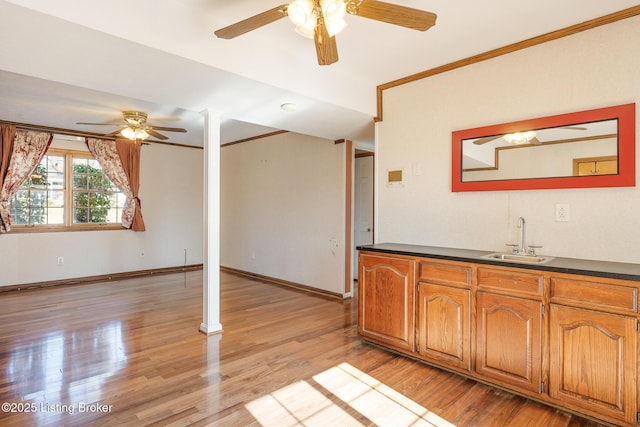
(245, 362, 456, 426)
(245, 380, 363, 426)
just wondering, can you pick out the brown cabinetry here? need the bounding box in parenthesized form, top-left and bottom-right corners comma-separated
(417, 283, 470, 370)
(358, 253, 416, 352)
(357, 250, 640, 426)
(476, 292, 543, 393)
(549, 276, 638, 425)
(475, 267, 544, 393)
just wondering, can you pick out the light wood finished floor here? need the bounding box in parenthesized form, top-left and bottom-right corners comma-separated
(0, 271, 604, 426)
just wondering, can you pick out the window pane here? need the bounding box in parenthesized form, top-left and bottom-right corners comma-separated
(106, 208, 119, 224)
(72, 188, 123, 225)
(49, 171, 64, 190)
(74, 192, 88, 208)
(90, 208, 107, 223)
(9, 153, 66, 226)
(29, 190, 46, 207)
(88, 174, 105, 190)
(48, 190, 64, 225)
(73, 206, 89, 224)
(73, 173, 88, 190)
(116, 193, 127, 207)
(47, 206, 64, 225)
(49, 190, 64, 208)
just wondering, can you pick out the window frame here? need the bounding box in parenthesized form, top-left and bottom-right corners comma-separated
(9, 147, 126, 233)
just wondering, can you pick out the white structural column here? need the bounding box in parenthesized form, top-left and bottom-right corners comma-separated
(200, 109, 223, 335)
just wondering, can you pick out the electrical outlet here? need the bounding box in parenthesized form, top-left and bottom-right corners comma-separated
(555, 204, 570, 222)
(57, 257, 64, 266)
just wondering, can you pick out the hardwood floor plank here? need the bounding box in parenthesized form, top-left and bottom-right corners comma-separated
(0, 271, 605, 426)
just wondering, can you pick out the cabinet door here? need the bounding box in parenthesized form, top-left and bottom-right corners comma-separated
(358, 254, 416, 352)
(476, 292, 542, 393)
(417, 282, 470, 370)
(549, 304, 637, 425)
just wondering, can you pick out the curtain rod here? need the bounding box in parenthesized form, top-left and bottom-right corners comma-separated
(1, 119, 114, 140)
(0, 119, 202, 149)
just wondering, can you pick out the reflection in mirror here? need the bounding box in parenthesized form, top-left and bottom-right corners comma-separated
(462, 119, 618, 182)
(451, 103, 635, 192)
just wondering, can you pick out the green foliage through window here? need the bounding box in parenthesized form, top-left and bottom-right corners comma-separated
(72, 162, 114, 224)
(10, 164, 49, 225)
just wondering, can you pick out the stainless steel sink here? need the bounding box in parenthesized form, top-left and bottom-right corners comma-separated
(483, 252, 554, 264)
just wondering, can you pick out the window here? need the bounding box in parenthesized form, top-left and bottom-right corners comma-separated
(9, 148, 127, 231)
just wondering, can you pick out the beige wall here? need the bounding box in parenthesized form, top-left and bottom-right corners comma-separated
(221, 132, 348, 295)
(0, 140, 204, 287)
(376, 16, 640, 263)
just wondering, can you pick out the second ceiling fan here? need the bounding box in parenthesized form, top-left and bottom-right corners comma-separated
(77, 111, 187, 141)
(214, 0, 437, 65)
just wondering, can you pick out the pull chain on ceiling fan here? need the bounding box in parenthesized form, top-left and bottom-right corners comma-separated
(214, 0, 437, 65)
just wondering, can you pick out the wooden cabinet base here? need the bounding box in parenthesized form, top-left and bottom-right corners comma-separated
(475, 292, 543, 394)
(550, 304, 637, 425)
(358, 250, 640, 427)
(417, 282, 471, 370)
(358, 254, 416, 352)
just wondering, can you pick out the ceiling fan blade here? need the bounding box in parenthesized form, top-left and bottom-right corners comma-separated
(148, 125, 187, 133)
(473, 135, 502, 145)
(314, 19, 339, 66)
(560, 126, 587, 130)
(76, 122, 123, 126)
(146, 129, 169, 140)
(349, 0, 436, 31)
(214, 4, 288, 39)
(104, 129, 124, 137)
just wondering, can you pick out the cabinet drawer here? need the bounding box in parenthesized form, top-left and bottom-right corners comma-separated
(419, 261, 472, 288)
(477, 267, 543, 298)
(550, 277, 638, 315)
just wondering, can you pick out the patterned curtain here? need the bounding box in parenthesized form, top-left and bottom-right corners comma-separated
(0, 125, 17, 190)
(0, 129, 53, 233)
(86, 138, 146, 231)
(115, 139, 145, 231)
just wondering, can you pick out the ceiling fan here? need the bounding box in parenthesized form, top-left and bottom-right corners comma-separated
(214, 0, 437, 65)
(473, 132, 541, 146)
(473, 126, 589, 146)
(76, 111, 187, 141)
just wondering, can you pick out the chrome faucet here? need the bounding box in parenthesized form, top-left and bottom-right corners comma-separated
(506, 216, 542, 256)
(517, 216, 526, 254)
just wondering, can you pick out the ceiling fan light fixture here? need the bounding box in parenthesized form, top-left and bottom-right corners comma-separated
(288, 0, 314, 26)
(288, 0, 347, 39)
(321, 0, 347, 36)
(504, 131, 536, 145)
(121, 126, 149, 141)
(288, 0, 316, 38)
(294, 24, 315, 38)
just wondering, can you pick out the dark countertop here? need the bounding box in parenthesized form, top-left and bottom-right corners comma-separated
(357, 243, 640, 282)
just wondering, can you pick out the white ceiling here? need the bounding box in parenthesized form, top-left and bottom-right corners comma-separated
(0, 0, 638, 147)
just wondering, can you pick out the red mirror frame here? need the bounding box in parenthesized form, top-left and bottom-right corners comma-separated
(452, 103, 635, 192)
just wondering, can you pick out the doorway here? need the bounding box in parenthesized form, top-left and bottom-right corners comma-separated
(353, 152, 374, 280)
